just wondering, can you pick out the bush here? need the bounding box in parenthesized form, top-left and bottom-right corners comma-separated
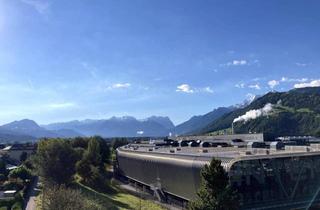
(2, 181, 24, 191)
(12, 193, 23, 210)
(0, 193, 23, 210)
(19, 152, 28, 163)
(0, 174, 6, 182)
(0, 160, 7, 175)
(9, 167, 32, 182)
(11, 201, 23, 210)
(41, 185, 98, 210)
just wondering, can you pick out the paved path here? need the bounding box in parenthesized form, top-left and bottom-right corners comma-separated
(25, 176, 39, 210)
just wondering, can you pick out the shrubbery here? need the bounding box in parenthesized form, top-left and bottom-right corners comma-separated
(41, 185, 99, 210)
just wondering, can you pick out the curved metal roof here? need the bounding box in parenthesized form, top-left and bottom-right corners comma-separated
(118, 145, 320, 171)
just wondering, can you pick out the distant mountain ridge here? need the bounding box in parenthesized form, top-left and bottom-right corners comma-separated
(43, 116, 174, 137)
(0, 119, 83, 142)
(172, 107, 234, 135)
(0, 98, 259, 141)
(171, 95, 258, 135)
(0, 116, 175, 142)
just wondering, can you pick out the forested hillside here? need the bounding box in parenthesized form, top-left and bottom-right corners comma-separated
(198, 87, 320, 138)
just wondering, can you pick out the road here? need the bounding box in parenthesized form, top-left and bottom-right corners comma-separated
(25, 176, 39, 210)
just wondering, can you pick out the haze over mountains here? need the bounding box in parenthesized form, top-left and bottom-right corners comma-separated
(0, 87, 319, 142)
(43, 116, 174, 137)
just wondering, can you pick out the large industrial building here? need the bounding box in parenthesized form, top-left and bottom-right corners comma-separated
(116, 134, 320, 209)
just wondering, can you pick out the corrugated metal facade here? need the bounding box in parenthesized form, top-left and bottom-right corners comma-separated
(117, 148, 233, 200)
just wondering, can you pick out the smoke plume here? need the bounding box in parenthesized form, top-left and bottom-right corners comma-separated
(233, 103, 273, 123)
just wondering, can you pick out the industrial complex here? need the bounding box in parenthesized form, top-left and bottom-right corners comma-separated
(116, 133, 320, 209)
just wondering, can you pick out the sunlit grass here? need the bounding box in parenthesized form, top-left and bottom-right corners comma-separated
(75, 181, 166, 210)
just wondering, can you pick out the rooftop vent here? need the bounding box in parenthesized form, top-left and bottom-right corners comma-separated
(270, 141, 284, 150)
(200, 142, 211, 148)
(188, 141, 200, 147)
(240, 151, 253, 155)
(201, 149, 208, 153)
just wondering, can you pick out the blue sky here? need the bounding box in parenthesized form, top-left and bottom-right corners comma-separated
(0, 0, 319, 125)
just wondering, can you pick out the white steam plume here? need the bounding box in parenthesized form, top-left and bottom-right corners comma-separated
(233, 103, 273, 123)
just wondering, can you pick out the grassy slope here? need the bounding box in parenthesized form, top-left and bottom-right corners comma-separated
(74, 181, 165, 210)
(35, 182, 165, 210)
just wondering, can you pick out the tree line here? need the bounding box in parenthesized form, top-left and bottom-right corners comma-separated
(30, 136, 129, 210)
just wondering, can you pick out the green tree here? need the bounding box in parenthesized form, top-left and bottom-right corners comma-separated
(9, 166, 32, 182)
(36, 139, 78, 185)
(95, 136, 111, 165)
(85, 137, 101, 167)
(189, 158, 239, 210)
(71, 137, 89, 149)
(76, 157, 91, 183)
(111, 138, 129, 150)
(0, 159, 7, 175)
(20, 152, 28, 162)
(0, 174, 6, 182)
(74, 147, 86, 161)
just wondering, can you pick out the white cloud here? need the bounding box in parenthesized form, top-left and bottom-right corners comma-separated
(225, 59, 248, 66)
(47, 102, 76, 109)
(176, 84, 213, 94)
(176, 84, 194, 93)
(202, 87, 214, 93)
(252, 77, 263, 82)
(252, 59, 260, 65)
(220, 59, 260, 68)
(296, 62, 310, 67)
(111, 83, 131, 89)
(235, 83, 245, 88)
(233, 60, 247, 65)
(248, 84, 261, 90)
(268, 80, 280, 89)
(20, 0, 50, 14)
(294, 79, 320, 88)
(137, 130, 144, 135)
(281, 77, 308, 83)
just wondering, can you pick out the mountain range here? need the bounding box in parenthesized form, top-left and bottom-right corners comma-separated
(171, 97, 255, 135)
(198, 87, 320, 139)
(42, 116, 174, 137)
(0, 87, 319, 142)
